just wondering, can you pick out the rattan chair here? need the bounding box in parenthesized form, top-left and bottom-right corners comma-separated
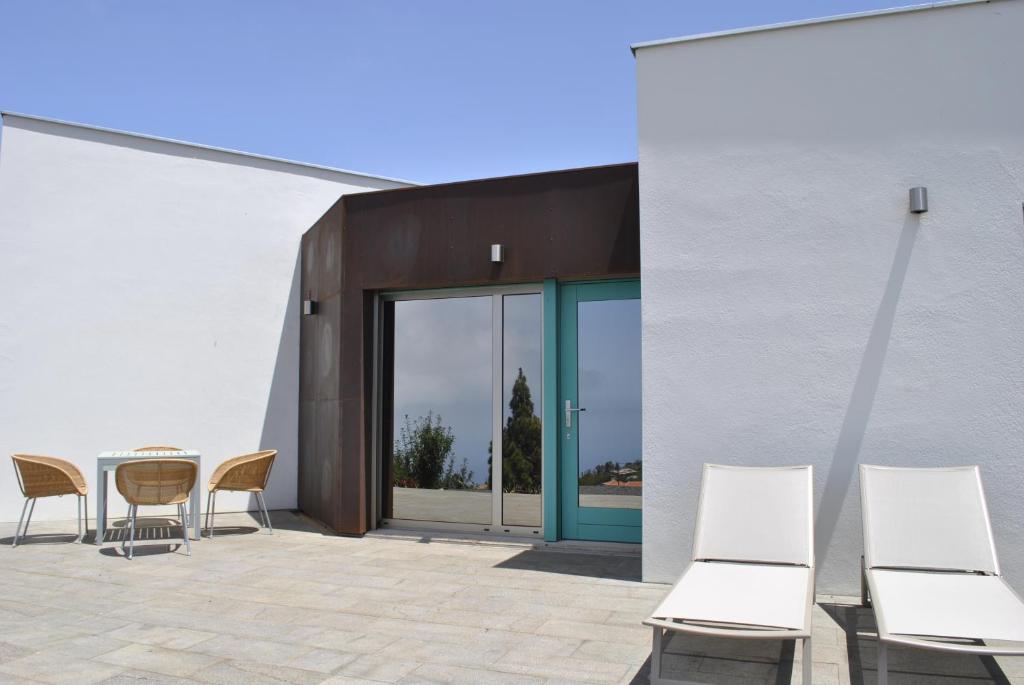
(115, 459, 197, 559)
(205, 450, 277, 538)
(129, 447, 187, 524)
(10, 455, 89, 546)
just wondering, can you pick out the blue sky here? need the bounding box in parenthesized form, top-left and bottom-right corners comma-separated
(1, 0, 904, 184)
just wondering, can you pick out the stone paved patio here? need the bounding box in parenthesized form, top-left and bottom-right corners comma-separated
(0, 511, 1019, 684)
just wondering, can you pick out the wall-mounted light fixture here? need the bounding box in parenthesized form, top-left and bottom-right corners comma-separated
(909, 187, 928, 214)
(302, 298, 317, 316)
(490, 244, 505, 263)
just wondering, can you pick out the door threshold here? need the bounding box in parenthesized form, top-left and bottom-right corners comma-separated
(367, 525, 640, 557)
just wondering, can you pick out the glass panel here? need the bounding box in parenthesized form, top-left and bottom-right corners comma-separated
(577, 298, 642, 509)
(502, 294, 543, 527)
(389, 296, 492, 524)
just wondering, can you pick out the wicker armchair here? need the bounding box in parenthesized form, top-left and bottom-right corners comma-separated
(11, 455, 89, 546)
(128, 447, 188, 525)
(205, 450, 277, 538)
(115, 459, 197, 559)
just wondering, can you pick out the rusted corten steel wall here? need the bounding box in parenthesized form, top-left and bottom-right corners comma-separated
(299, 163, 640, 535)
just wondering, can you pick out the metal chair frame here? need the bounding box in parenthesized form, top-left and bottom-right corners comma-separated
(115, 459, 195, 560)
(205, 490, 272, 538)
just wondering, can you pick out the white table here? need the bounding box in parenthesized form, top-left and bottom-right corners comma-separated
(94, 450, 202, 545)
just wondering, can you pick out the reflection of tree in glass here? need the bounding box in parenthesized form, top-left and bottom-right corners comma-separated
(392, 412, 475, 489)
(496, 368, 542, 494)
(579, 460, 643, 486)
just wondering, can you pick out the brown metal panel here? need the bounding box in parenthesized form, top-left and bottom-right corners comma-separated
(337, 396, 365, 534)
(314, 399, 342, 529)
(314, 200, 345, 300)
(341, 162, 639, 291)
(299, 163, 639, 536)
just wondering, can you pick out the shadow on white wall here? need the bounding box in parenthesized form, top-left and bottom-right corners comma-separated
(815, 215, 921, 567)
(248, 248, 301, 514)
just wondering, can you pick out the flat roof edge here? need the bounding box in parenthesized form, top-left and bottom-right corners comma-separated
(0, 111, 418, 186)
(630, 0, 1000, 53)
(340, 160, 638, 201)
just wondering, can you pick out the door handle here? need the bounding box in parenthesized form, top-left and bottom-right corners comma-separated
(565, 400, 586, 428)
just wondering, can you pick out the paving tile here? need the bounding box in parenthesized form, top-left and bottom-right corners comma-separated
(572, 639, 652, 666)
(491, 652, 631, 683)
(94, 670, 196, 684)
(103, 624, 216, 650)
(0, 652, 125, 685)
(401, 662, 545, 684)
(306, 629, 398, 654)
(286, 648, 359, 674)
(0, 641, 32, 665)
(45, 634, 134, 660)
(94, 643, 223, 678)
(335, 654, 421, 683)
(319, 677, 393, 685)
(535, 619, 649, 646)
(190, 635, 314, 667)
(191, 659, 329, 685)
(380, 637, 507, 669)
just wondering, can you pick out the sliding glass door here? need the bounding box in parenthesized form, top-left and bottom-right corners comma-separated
(378, 286, 543, 534)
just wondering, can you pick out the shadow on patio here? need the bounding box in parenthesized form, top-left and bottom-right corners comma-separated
(495, 548, 642, 582)
(819, 600, 1012, 685)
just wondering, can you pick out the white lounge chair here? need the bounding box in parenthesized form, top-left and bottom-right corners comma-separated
(644, 464, 815, 685)
(860, 464, 1024, 685)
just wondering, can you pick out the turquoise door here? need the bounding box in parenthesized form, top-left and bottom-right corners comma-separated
(558, 280, 642, 543)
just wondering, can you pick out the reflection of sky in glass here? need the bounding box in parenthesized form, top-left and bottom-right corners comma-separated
(577, 298, 642, 474)
(392, 297, 491, 486)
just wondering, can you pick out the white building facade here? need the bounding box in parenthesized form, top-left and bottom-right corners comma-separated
(636, 0, 1024, 593)
(0, 113, 410, 523)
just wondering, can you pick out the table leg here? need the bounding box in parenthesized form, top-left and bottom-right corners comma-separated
(95, 467, 107, 545)
(191, 457, 201, 541)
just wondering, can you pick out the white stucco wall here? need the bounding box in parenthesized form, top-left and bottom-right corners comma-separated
(637, 0, 1024, 593)
(0, 115, 410, 523)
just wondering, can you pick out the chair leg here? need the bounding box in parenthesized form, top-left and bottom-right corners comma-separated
(83, 494, 89, 543)
(179, 503, 191, 557)
(861, 556, 871, 607)
(877, 641, 887, 685)
(120, 503, 133, 553)
(203, 491, 211, 537)
(254, 495, 266, 528)
(127, 504, 137, 560)
(802, 637, 812, 685)
(22, 498, 36, 540)
(12, 498, 30, 547)
(209, 492, 216, 539)
(76, 495, 83, 543)
(257, 492, 272, 534)
(650, 626, 662, 683)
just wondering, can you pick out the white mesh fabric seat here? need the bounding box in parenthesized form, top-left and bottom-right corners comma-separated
(650, 563, 811, 631)
(860, 465, 1024, 685)
(644, 464, 815, 685)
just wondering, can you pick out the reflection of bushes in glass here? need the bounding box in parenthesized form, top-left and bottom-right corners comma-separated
(392, 412, 475, 489)
(500, 368, 542, 494)
(579, 460, 642, 486)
